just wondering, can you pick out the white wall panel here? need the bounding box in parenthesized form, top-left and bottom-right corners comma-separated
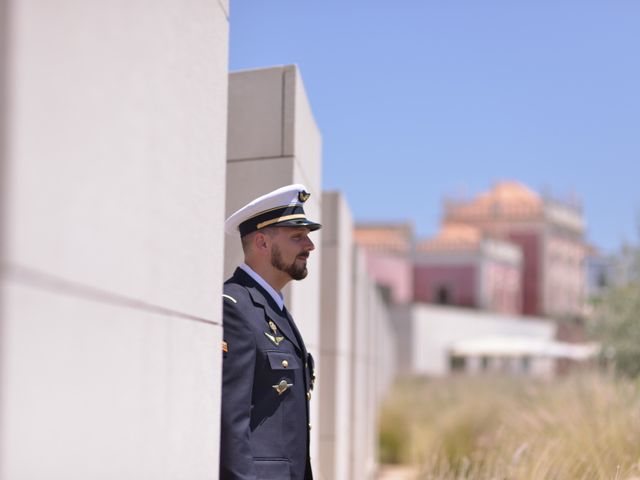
(1, 279, 222, 480)
(5, 0, 228, 319)
(227, 67, 286, 161)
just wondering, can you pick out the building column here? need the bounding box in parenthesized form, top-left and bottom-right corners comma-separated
(318, 191, 354, 480)
(0, 1, 229, 477)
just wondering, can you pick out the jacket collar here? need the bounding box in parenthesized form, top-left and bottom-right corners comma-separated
(231, 268, 301, 351)
(239, 263, 284, 310)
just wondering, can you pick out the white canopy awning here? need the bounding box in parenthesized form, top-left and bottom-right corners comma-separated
(450, 336, 600, 360)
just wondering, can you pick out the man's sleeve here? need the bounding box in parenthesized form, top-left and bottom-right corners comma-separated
(220, 295, 257, 480)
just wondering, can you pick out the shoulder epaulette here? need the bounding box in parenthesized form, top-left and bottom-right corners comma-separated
(222, 294, 237, 304)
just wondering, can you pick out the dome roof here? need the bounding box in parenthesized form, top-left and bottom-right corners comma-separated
(417, 223, 481, 252)
(476, 181, 542, 209)
(446, 181, 543, 220)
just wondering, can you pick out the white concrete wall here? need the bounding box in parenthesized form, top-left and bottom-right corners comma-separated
(225, 64, 323, 467)
(389, 305, 413, 375)
(1, 1, 228, 478)
(412, 305, 556, 377)
(350, 247, 369, 480)
(366, 286, 384, 477)
(350, 246, 391, 480)
(318, 191, 354, 480)
(375, 295, 397, 399)
(310, 210, 398, 480)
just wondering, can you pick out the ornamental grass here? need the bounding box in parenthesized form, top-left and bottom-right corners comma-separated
(378, 374, 640, 479)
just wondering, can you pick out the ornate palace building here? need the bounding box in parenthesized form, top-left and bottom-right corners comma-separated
(421, 181, 587, 317)
(358, 181, 587, 318)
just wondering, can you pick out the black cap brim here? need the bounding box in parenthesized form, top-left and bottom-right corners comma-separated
(273, 219, 322, 231)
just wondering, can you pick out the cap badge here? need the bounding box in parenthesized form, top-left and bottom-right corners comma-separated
(298, 190, 311, 202)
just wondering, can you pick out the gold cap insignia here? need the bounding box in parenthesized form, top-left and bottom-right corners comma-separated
(298, 190, 311, 202)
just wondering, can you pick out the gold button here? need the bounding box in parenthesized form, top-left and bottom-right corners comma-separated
(307, 391, 312, 401)
(281, 360, 289, 368)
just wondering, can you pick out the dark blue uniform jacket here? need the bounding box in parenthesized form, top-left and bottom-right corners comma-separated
(220, 268, 314, 480)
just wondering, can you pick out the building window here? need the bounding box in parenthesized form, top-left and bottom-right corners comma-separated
(597, 271, 608, 288)
(450, 355, 466, 372)
(521, 356, 531, 373)
(436, 286, 451, 305)
(378, 284, 393, 304)
(480, 356, 489, 371)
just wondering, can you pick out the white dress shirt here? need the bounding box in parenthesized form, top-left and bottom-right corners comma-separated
(239, 262, 285, 311)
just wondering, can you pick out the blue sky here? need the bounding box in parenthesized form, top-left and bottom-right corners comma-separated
(229, 1, 640, 253)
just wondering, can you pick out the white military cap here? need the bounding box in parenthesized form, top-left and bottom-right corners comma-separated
(225, 184, 322, 237)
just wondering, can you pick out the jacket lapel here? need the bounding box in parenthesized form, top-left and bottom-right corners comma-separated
(283, 306, 307, 357)
(233, 268, 301, 351)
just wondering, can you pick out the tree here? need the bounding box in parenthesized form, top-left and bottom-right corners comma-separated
(589, 233, 640, 377)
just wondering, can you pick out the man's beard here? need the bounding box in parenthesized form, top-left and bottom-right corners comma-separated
(271, 244, 308, 280)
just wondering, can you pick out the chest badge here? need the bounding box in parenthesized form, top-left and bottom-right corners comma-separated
(273, 379, 293, 395)
(264, 320, 285, 346)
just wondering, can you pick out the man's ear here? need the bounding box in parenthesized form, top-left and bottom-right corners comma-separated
(253, 231, 270, 254)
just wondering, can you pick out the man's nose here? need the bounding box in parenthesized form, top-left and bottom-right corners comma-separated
(305, 236, 315, 251)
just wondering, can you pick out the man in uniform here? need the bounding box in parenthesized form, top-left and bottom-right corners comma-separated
(220, 184, 320, 480)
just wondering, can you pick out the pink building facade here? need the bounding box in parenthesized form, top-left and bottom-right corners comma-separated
(444, 182, 586, 318)
(364, 253, 414, 304)
(414, 264, 477, 307)
(414, 224, 522, 314)
(354, 223, 414, 305)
